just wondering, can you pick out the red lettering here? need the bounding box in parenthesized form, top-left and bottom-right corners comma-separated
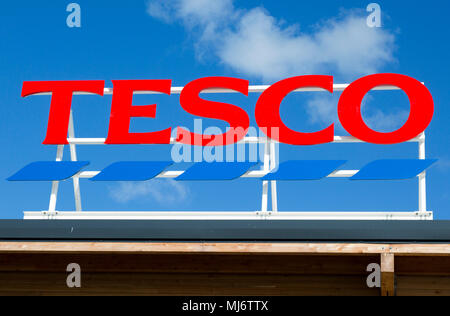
(338, 73, 434, 144)
(22, 80, 105, 144)
(255, 75, 334, 145)
(105, 80, 172, 144)
(176, 77, 249, 146)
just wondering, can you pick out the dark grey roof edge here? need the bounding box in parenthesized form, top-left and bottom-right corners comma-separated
(0, 220, 450, 242)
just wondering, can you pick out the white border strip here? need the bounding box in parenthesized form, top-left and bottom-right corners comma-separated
(34, 83, 410, 96)
(66, 135, 422, 145)
(23, 211, 433, 221)
(76, 169, 360, 179)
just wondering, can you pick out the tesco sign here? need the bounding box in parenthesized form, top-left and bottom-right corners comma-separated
(22, 73, 434, 146)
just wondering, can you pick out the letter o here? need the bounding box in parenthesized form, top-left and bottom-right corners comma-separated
(338, 73, 434, 144)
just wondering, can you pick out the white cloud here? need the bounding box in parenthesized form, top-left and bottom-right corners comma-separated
(147, 1, 175, 23)
(436, 158, 450, 173)
(147, 0, 400, 128)
(363, 109, 409, 133)
(147, 1, 395, 81)
(306, 94, 340, 126)
(147, 0, 235, 46)
(219, 8, 394, 81)
(306, 94, 409, 134)
(109, 179, 189, 204)
(175, 0, 234, 26)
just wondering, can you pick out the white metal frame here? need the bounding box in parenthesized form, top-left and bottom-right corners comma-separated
(24, 84, 432, 220)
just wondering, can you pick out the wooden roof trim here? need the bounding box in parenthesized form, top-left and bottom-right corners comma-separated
(0, 242, 450, 256)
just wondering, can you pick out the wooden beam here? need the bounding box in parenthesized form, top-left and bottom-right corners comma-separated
(387, 244, 450, 256)
(0, 253, 377, 275)
(381, 253, 395, 296)
(0, 242, 385, 255)
(396, 256, 450, 276)
(0, 272, 379, 296)
(0, 242, 449, 256)
(396, 276, 450, 296)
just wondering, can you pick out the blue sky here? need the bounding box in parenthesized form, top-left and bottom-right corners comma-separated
(0, 0, 449, 219)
